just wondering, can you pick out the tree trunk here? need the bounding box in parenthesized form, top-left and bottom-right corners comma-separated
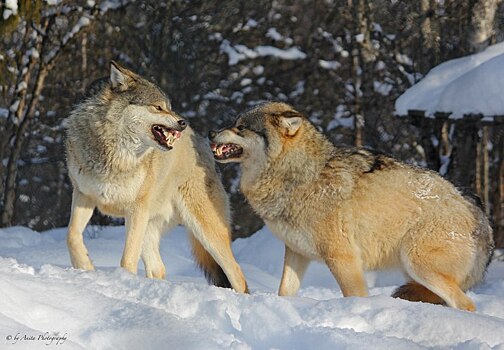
(446, 121, 478, 192)
(470, 0, 502, 52)
(482, 126, 490, 215)
(81, 32, 88, 92)
(349, 0, 375, 148)
(495, 133, 504, 248)
(439, 120, 453, 176)
(419, 0, 439, 68)
(1, 66, 49, 226)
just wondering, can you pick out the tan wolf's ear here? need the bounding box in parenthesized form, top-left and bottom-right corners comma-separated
(110, 61, 137, 91)
(278, 111, 303, 136)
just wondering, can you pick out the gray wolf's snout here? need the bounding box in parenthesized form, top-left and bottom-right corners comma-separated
(178, 119, 187, 130)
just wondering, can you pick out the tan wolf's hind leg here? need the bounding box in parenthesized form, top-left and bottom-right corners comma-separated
(178, 182, 248, 293)
(67, 190, 95, 270)
(392, 281, 446, 305)
(279, 245, 310, 296)
(402, 248, 476, 311)
(141, 219, 167, 279)
(409, 272, 475, 311)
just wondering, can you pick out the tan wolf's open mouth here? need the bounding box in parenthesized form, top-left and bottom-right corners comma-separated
(211, 143, 243, 160)
(151, 124, 182, 150)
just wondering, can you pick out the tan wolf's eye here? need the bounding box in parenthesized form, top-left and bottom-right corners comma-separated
(154, 105, 163, 111)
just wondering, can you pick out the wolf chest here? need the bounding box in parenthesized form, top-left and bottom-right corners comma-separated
(265, 219, 320, 260)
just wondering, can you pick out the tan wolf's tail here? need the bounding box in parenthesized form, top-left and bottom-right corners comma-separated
(188, 233, 232, 288)
(392, 281, 446, 304)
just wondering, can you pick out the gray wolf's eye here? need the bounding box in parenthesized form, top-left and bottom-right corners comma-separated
(237, 125, 246, 131)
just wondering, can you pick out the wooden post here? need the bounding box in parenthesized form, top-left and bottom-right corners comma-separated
(482, 125, 490, 216)
(496, 128, 504, 247)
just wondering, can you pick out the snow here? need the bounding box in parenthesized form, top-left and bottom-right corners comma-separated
(2, 0, 17, 20)
(318, 59, 341, 70)
(266, 28, 293, 45)
(99, 0, 131, 13)
(5, 0, 18, 13)
(0, 225, 503, 349)
(255, 46, 305, 60)
(27, 48, 40, 59)
(16, 81, 27, 93)
(9, 99, 20, 113)
(220, 40, 306, 65)
(374, 81, 393, 96)
(266, 28, 283, 41)
(240, 78, 252, 87)
(395, 41, 504, 119)
(0, 108, 8, 119)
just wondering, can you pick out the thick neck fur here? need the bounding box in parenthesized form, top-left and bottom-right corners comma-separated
(66, 95, 150, 176)
(241, 122, 335, 196)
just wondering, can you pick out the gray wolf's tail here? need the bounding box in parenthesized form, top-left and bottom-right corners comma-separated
(188, 234, 232, 289)
(461, 195, 495, 290)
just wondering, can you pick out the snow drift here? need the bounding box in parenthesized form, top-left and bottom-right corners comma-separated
(0, 226, 503, 349)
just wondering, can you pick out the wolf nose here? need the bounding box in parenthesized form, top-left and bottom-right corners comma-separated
(208, 130, 217, 139)
(178, 119, 187, 130)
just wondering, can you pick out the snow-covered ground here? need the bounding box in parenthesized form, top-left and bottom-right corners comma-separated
(0, 225, 503, 350)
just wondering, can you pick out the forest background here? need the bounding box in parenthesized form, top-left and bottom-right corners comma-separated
(1, 0, 502, 246)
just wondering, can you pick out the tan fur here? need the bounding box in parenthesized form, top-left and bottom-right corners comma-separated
(210, 102, 494, 310)
(65, 62, 247, 292)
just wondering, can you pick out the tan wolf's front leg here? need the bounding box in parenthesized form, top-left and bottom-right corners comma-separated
(121, 204, 150, 275)
(67, 190, 96, 270)
(278, 245, 310, 296)
(324, 250, 368, 297)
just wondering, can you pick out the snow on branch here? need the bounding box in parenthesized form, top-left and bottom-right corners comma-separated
(42, 0, 131, 66)
(220, 39, 306, 66)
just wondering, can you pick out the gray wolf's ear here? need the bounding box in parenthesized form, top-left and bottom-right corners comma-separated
(110, 61, 136, 91)
(278, 111, 303, 136)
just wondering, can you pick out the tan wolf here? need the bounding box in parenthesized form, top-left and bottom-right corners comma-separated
(209, 101, 493, 310)
(64, 61, 247, 292)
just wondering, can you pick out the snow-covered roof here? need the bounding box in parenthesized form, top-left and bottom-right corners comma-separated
(395, 41, 504, 121)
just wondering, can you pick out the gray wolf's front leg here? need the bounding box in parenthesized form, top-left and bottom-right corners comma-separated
(67, 190, 96, 270)
(121, 203, 150, 274)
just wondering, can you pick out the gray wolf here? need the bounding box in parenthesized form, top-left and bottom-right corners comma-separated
(64, 61, 248, 292)
(209, 101, 493, 310)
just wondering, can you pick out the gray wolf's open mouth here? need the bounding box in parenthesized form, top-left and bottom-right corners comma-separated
(211, 143, 243, 160)
(151, 125, 182, 150)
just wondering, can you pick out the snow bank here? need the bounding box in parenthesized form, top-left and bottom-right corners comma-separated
(0, 226, 503, 349)
(395, 41, 504, 119)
